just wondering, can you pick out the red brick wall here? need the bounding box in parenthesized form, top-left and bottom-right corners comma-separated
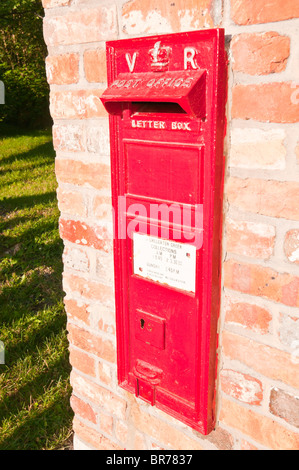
(42, 0, 299, 450)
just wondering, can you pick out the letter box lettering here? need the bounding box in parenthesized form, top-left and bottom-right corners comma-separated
(101, 29, 227, 435)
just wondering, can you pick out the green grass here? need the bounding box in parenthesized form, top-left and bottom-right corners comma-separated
(0, 124, 73, 450)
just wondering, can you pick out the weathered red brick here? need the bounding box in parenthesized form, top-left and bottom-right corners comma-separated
(63, 245, 90, 273)
(71, 395, 97, 424)
(230, 128, 286, 170)
(227, 177, 299, 221)
(220, 397, 299, 450)
(55, 159, 110, 191)
(231, 32, 290, 75)
(50, 89, 107, 119)
(224, 259, 299, 308)
(226, 218, 275, 259)
(64, 298, 90, 325)
(43, 7, 117, 46)
(71, 371, 127, 419)
(222, 330, 299, 389)
(63, 273, 114, 307)
(69, 347, 96, 377)
(42, 0, 70, 7)
(224, 294, 272, 335)
(84, 48, 107, 83)
(46, 53, 79, 85)
(232, 82, 299, 123)
(73, 417, 122, 450)
(284, 230, 299, 265)
(53, 124, 85, 153)
(122, 0, 215, 35)
(221, 369, 263, 405)
(270, 388, 299, 428)
(68, 323, 116, 363)
(59, 219, 112, 253)
(57, 188, 87, 218)
(231, 0, 299, 25)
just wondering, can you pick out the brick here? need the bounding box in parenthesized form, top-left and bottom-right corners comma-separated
(63, 273, 114, 308)
(231, 32, 290, 75)
(232, 82, 299, 123)
(53, 124, 85, 153)
(55, 159, 110, 191)
(220, 397, 299, 450)
(226, 218, 275, 259)
(224, 294, 272, 335)
(204, 427, 234, 451)
(73, 417, 122, 450)
(230, 128, 286, 170)
(92, 196, 113, 220)
(221, 369, 263, 405)
(50, 89, 107, 120)
(284, 230, 299, 264)
(86, 123, 110, 155)
(43, 7, 117, 46)
(63, 245, 90, 273)
(96, 252, 114, 286)
(42, 0, 70, 7)
(224, 259, 299, 308)
(131, 403, 204, 450)
(98, 361, 114, 387)
(84, 48, 107, 83)
(59, 219, 112, 253)
(231, 0, 299, 25)
(227, 177, 299, 221)
(46, 54, 79, 85)
(133, 431, 148, 450)
(71, 395, 97, 424)
(57, 188, 87, 218)
(71, 371, 127, 420)
(99, 412, 114, 435)
(68, 323, 116, 363)
(222, 330, 299, 389)
(122, 0, 214, 36)
(270, 388, 299, 428)
(64, 298, 90, 326)
(115, 420, 129, 445)
(85, 302, 115, 335)
(69, 347, 96, 377)
(278, 313, 299, 349)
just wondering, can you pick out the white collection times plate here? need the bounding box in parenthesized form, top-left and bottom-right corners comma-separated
(133, 233, 196, 293)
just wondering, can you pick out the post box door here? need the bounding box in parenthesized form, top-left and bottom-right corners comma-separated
(101, 29, 227, 435)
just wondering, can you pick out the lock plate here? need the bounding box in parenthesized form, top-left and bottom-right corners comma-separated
(135, 310, 165, 350)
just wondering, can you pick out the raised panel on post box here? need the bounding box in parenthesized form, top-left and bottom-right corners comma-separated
(101, 29, 227, 435)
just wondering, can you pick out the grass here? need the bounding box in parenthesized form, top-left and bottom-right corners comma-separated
(0, 124, 73, 450)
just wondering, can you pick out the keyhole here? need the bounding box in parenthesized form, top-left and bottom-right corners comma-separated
(140, 319, 145, 329)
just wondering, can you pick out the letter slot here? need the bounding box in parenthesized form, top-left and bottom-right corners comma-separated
(101, 29, 227, 435)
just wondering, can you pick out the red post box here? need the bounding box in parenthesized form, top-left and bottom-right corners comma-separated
(101, 29, 227, 435)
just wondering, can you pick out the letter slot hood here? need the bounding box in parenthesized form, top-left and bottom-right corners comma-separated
(101, 70, 206, 119)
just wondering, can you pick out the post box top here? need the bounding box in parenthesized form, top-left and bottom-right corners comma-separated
(101, 69, 206, 118)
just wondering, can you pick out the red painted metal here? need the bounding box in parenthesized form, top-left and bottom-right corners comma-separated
(101, 29, 227, 435)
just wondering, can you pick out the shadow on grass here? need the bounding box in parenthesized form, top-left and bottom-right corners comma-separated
(0, 126, 73, 450)
(0, 123, 52, 140)
(0, 356, 73, 451)
(0, 141, 54, 168)
(0, 191, 57, 230)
